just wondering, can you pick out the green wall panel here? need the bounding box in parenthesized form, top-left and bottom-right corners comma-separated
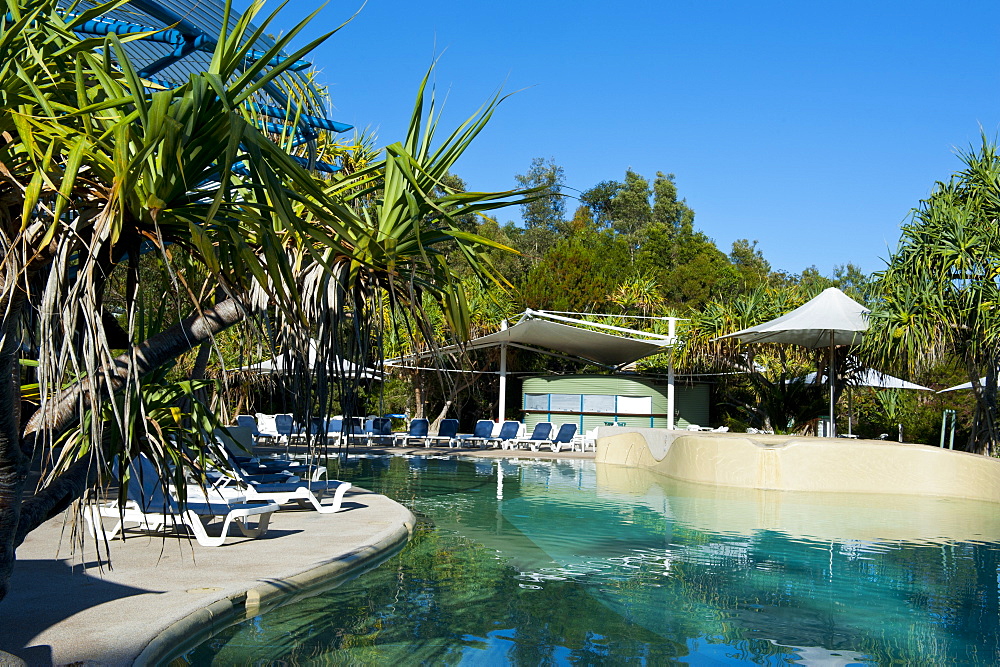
(520, 375, 710, 432)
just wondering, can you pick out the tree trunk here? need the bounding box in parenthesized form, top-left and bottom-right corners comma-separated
(429, 372, 475, 432)
(429, 400, 453, 432)
(0, 306, 26, 604)
(413, 371, 425, 420)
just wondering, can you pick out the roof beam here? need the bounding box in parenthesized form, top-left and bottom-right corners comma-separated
(245, 49, 311, 72)
(251, 103, 353, 134)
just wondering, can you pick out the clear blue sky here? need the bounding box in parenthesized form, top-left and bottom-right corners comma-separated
(273, 0, 1000, 277)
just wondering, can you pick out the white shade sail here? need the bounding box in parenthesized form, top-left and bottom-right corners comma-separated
(419, 318, 672, 368)
(938, 378, 985, 393)
(235, 341, 381, 379)
(384, 310, 677, 424)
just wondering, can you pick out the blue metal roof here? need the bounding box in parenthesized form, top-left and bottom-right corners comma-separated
(59, 0, 350, 173)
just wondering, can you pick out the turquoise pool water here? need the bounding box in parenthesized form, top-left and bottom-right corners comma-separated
(185, 456, 1000, 664)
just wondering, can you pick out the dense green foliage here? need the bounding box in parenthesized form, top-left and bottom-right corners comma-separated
(368, 151, 1000, 451)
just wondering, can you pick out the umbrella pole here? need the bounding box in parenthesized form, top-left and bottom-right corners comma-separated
(847, 387, 853, 436)
(829, 331, 836, 438)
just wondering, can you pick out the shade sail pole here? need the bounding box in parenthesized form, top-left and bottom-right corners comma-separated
(498, 320, 508, 422)
(667, 318, 676, 430)
(829, 330, 836, 438)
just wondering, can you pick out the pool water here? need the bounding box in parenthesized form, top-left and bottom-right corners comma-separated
(184, 456, 1000, 665)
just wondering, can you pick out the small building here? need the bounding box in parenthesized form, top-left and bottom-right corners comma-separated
(521, 374, 710, 432)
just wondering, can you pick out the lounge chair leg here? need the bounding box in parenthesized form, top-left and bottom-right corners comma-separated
(303, 481, 352, 514)
(236, 510, 272, 538)
(185, 511, 227, 547)
(85, 505, 123, 541)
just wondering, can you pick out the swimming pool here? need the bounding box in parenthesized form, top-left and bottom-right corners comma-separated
(184, 455, 1000, 664)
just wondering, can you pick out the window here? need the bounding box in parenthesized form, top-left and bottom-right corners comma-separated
(583, 394, 616, 413)
(550, 394, 582, 412)
(524, 394, 548, 411)
(617, 395, 652, 414)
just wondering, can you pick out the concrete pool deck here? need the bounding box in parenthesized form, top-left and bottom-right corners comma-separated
(0, 484, 415, 665)
(0, 446, 595, 665)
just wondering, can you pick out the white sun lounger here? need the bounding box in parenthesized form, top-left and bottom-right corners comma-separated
(85, 455, 278, 547)
(210, 450, 352, 514)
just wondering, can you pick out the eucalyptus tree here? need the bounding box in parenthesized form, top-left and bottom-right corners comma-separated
(513, 156, 566, 258)
(865, 139, 1000, 454)
(0, 0, 527, 602)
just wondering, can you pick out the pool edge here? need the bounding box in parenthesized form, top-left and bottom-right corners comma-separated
(595, 428, 1000, 504)
(135, 508, 417, 666)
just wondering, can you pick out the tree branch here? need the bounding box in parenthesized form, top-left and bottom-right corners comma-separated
(13, 457, 97, 547)
(23, 298, 244, 443)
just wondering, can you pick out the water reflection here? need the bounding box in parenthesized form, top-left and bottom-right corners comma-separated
(185, 456, 1000, 665)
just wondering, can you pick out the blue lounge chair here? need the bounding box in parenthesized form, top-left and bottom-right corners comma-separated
(453, 420, 494, 448)
(424, 419, 460, 447)
(207, 447, 351, 514)
(365, 418, 393, 446)
(274, 413, 296, 441)
(215, 428, 308, 476)
(327, 417, 364, 444)
(485, 421, 522, 449)
(504, 422, 553, 450)
(535, 423, 578, 452)
(236, 414, 272, 445)
(393, 418, 429, 447)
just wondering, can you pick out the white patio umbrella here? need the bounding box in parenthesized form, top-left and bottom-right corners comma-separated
(805, 369, 931, 437)
(716, 287, 869, 437)
(804, 369, 932, 391)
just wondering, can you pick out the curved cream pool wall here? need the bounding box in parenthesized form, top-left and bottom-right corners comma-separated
(595, 428, 1000, 504)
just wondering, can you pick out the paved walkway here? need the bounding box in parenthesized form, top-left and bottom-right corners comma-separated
(0, 486, 414, 665)
(0, 446, 594, 665)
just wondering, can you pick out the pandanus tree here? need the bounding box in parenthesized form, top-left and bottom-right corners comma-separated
(0, 0, 527, 602)
(864, 138, 1000, 454)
